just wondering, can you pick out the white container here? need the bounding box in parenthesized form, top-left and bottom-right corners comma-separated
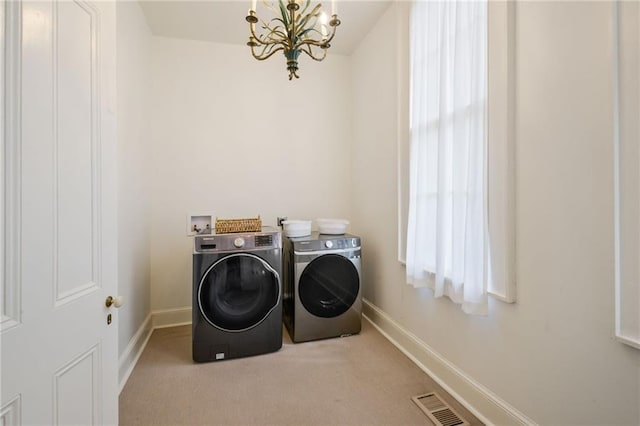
(316, 218, 349, 235)
(282, 220, 312, 238)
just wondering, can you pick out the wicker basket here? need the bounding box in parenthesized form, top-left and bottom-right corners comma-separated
(215, 216, 262, 234)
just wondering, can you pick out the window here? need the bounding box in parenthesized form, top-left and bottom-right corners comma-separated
(401, 1, 515, 313)
(614, 1, 640, 349)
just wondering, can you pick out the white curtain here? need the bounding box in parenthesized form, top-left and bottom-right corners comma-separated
(406, 0, 488, 315)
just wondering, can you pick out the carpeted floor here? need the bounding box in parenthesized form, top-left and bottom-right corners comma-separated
(119, 320, 482, 425)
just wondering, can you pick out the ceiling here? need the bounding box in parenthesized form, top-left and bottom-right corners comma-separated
(138, 0, 392, 55)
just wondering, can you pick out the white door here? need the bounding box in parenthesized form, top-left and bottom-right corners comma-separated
(1, 0, 118, 424)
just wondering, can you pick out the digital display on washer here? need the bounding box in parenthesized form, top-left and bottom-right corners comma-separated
(254, 235, 273, 247)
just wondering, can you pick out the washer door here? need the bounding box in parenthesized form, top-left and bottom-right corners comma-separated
(299, 254, 359, 318)
(198, 253, 280, 332)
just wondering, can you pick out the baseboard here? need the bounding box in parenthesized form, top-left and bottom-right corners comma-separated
(362, 299, 535, 426)
(151, 306, 192, 329)
(118, 313, 153, 393)
(118, 307, 193, 393)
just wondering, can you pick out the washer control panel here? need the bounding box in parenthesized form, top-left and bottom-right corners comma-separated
(194, 229, 281, 253)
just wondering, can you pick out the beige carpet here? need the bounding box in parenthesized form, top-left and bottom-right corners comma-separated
(119, 320, 482, 426)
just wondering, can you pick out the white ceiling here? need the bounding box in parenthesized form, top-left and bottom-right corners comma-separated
(138, 0, 392, 55)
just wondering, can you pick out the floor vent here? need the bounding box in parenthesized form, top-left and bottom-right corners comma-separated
(411, 392, 469, 426)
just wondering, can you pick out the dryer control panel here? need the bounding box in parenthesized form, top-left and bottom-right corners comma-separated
(289, 232, 360, 252)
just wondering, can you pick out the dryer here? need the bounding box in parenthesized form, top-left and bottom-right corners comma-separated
(192, 228, 282, 362)
(283, 232, 362, 343)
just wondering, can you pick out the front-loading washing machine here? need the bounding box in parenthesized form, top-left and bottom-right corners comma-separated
(283, 232, 362, 343)
(192, 228, 282, 362)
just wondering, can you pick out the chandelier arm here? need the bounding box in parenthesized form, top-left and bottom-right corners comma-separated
(251, 44, 285, 61)
(296, 36, 330, 52)
(302, 25, 335, 49)
(250, 21, 287, 46)
(296, 38, 327, 49)
(321, 21, 339, 44)
(298, 0, 312, 17)
(299, 44, 327, 62)
(294, 26, 321, 44)
(293, 21, 337, 50)
(263, 17, 288, 37)
(294, 4, 322, 37)
(264, 28, 288, 44)
(258, 42, 280, 58)
(251, 14, 291, 42)
(252, 35, 286, 58)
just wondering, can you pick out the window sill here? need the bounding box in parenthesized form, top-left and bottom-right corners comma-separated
(399, 258, 515, 303)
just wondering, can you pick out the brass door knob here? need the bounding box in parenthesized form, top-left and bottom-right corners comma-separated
(105, 295, 124, 308)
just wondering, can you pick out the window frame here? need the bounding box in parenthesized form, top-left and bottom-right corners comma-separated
(397, 0, 516, 303)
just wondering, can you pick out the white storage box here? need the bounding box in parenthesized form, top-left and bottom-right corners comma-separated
(282, 220, 312, 238)
(316, 218, 349, 235)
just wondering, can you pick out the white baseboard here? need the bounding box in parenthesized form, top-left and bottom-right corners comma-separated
(362, 299, 535, 426)
(118, 306, 193, 393)
(151, 306, 192, 329)
(118, 313, 153, 393)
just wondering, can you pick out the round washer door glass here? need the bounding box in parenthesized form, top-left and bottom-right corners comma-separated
(198, 253, 280, 331)
(299, 254, 359, 318)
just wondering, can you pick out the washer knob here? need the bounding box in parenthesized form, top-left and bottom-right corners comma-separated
(234, 237, 245, 248)
(325, 240, 333, 249)
(352, 239, 357, 247)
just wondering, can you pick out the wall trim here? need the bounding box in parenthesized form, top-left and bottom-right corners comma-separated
(362, 299, 536, 426)
(151, 306, 192, 329)
(118, 307, 193, 393)
(118, 313, 153, 393)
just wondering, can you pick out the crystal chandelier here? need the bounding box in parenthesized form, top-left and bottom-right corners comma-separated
(246, 0, 340, 80)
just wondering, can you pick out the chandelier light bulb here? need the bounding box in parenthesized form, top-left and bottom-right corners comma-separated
(320, 12, 328, 39)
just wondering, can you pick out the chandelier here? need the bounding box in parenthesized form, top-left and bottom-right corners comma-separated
(246, 0, 340, 80)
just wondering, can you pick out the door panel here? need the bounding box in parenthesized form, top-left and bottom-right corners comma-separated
(1, 1, 117, 424)
(0, 396, 22, 425)
(53, 345, 100, 425)
(55, 0, 99, 304)
(0, 0, 22, 333)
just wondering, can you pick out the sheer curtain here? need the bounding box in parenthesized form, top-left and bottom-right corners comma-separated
(406, 0, 488, 315)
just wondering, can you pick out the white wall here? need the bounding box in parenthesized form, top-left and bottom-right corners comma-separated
(149, 37, 352, 312)
(351, 2, 640, 425)
(350, 4, 403, 311)
(116, 1, 152, 363)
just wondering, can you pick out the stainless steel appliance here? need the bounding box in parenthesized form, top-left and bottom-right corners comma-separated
(283, 232, 362, 343)
(192, 228, 282, 362)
